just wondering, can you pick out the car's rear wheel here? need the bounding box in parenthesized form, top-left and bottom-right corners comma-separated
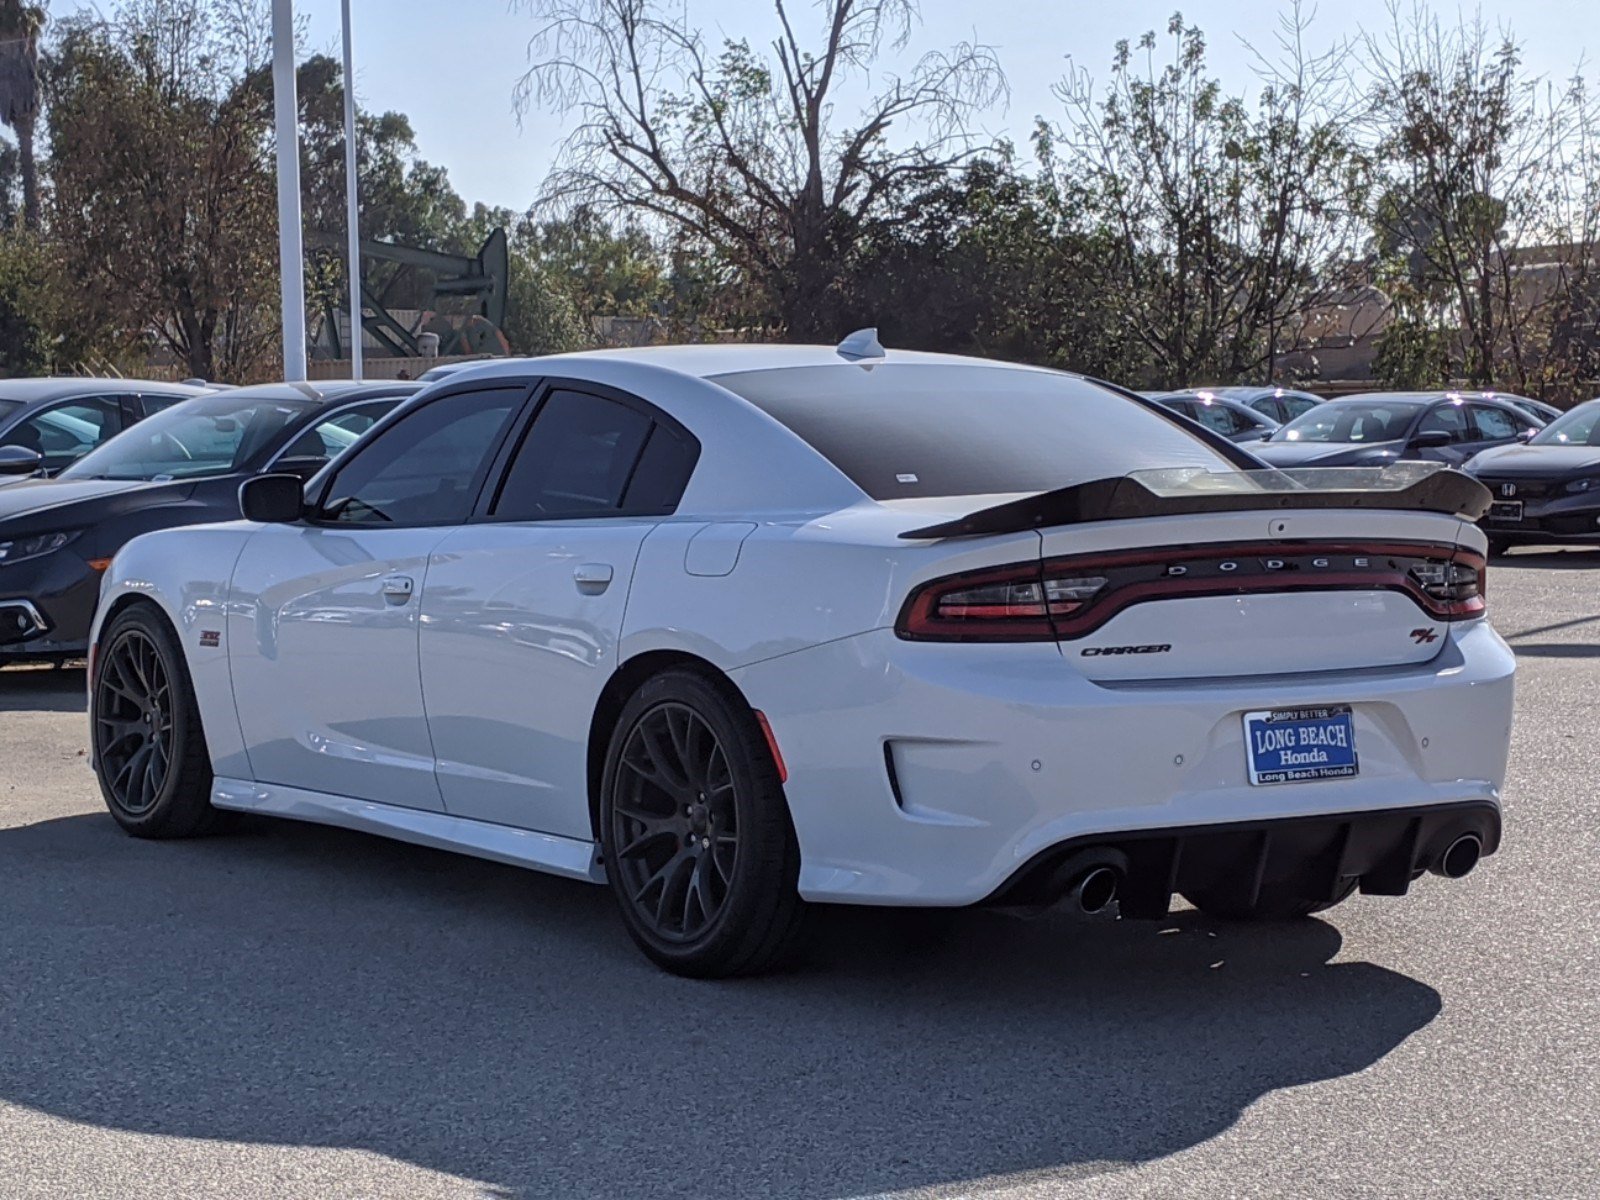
(92, 604, 218, 839)
(1486, 535, 1515, 557)
(600, 669, 807, 978)
(1184, 878, 1359, 921)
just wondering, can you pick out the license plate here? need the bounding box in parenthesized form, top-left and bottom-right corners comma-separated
(1489, 500, 1524, 522)
(1243, 706, 1359, 786)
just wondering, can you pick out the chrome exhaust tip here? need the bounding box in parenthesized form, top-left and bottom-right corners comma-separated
(1431, 832, 1484, 880)
(1071, 865, 1121, 915)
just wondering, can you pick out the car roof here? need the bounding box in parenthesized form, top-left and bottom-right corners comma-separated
(214, 380, 425, 405)
(437, 343, 1059, 386)
(0, 378, 213, 407)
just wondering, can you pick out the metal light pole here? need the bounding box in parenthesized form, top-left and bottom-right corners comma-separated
(271, 0, 307, 382)
(341, 0, 364, 380)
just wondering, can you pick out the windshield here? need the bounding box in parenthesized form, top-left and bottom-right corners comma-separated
(1531, 401, 1600, 447)
(60, 392, 314, 481)
(1271, 400, 1423, 444)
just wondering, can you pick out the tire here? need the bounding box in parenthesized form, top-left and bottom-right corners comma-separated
(599, 668, 807, 978)
(1486, 536, 1513, 558)
(1184, 877, 1359, 921)
(91, 603, 219, 839)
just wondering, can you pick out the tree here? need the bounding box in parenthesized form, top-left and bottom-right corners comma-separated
(846, 150, 1148, 379)
(1362, 5, 1600, 391)
(514, 0, 1004, 338)
(0, 2, 44, 230)
(1052, 8, 1361, 386)
(47, 0, 280, 380)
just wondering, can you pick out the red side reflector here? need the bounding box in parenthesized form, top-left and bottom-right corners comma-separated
(87, 559, 113, 573)
(754, 710, 788, 783)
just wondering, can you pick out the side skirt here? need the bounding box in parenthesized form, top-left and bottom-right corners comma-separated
(210, 777, 606, 884)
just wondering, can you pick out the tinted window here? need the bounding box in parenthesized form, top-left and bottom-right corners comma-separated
(139, 393, 190, 416)
(321, 387, 520, 526)
(1159, 398, 1196, 419)
(1532, 401, 1600, 446)
(1417, 403, 1473, 443)
(277, 400, 394, 466)
(623, 425, 699, 512)
(5, 397, 124, 472)
(1190, 401, 1258, 436)
(492, 391, 653, 519)
(714, 364, 1234, 500)
(61, 393, 313, 481)
(1470, 405, 1523, 441)
(1280, 396, 1318, 419)
(0, 398, 22, 423)
(1273, 401, 1423, 444)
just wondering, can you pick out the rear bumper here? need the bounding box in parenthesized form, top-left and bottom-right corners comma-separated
(733, 619, 1514, 905)
(988, 800, 1500, 915)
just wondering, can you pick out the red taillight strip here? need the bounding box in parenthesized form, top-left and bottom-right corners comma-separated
(898, 541, 1485, 642)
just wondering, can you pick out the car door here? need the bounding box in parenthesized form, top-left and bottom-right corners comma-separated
(227, 385, 528, 809)
(419, 381, 700, 838)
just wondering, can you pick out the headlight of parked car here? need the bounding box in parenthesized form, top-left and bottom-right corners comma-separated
(1563, 477, 1600, 494)
(0, 530, 81, 565)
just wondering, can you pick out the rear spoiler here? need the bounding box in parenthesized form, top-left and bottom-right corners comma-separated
(900, 465, 1492, 540)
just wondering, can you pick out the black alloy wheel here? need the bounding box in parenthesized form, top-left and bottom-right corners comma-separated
(95, 628, 174, 816)
(610, 701, 739, 942)
(92, 605, 218, 838)
(601, 669, 806, 977)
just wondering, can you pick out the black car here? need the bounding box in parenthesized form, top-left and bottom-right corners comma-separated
(1466, 397, 1600, 552)
(0, 380, 419, 662)
(1149, 391, 1280, 443)
(1167, 385, 1325, 424)
(0, 378, 212, 482)
(1253, 392, 1542, 469)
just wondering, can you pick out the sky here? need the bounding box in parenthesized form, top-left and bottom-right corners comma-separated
(52, 0, 1599, 213)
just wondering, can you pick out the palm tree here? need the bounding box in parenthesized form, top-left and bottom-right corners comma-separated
(0, 2, 43, 231)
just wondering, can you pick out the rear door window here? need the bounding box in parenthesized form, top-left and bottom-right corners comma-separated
(489, 389, 697, 520)
(1417, 404, 1473, 443)
(1470, 404, 1525, 442)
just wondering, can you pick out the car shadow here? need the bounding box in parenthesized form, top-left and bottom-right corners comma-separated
(0, 665, 87, 713)
(1508, 642, 1600, 658)
(1496, 547, 1600, 569)
(0, 813, 1442, 1199)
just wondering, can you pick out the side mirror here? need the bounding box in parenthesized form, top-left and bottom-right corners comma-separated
(0, 445, 43, 476)
(1411, 430, 1453, 449)
(273, 454, 331, 482)
(239, 473, 305, 524)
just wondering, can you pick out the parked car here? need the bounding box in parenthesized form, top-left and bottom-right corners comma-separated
(1494, 394, 1563, 424)
(1167, 386, 1325, 424)
(1149, 391, 1280, 443)
(86, 340, 1510, 978)
(1254, 392, 1541, 468)
(0, 379, 212, 483)
(1465, 396, 1600, 553)
(0, 380, 419, 662)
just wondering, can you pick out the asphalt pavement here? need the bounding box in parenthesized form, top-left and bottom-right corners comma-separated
(1, 552, 1598, 1199)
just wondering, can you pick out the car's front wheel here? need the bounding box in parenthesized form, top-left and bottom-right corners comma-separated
(91, 604, 218, 839)
(600, 669, 807, 978)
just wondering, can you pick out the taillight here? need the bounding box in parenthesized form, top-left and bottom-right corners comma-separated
(1409, 559, 1486, 617)
(898, 562, 1107, 641)
(897, 541, 1487, 642)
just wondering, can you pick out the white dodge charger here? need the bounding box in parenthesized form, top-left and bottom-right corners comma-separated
(87, 339, 1514, 976)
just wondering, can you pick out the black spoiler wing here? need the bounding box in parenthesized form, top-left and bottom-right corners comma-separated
(900, 465, 1492, 540)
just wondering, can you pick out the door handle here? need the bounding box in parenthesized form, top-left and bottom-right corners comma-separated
(573, 563, 614, 595)
(382, 575, 415, 603)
